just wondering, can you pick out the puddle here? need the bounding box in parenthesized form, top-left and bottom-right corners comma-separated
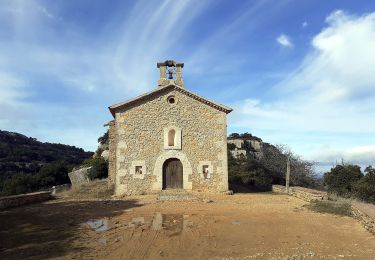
(150, 213, 193, 236)
(86, 219, 108, 232)
(84, 213, 193, 238)
(97, 238, 107, 245)
(231, 220, 241, 225)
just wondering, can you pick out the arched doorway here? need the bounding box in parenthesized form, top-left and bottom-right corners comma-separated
(162, 158, 183, 189)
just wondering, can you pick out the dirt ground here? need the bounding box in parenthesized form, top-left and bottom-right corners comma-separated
(1, 192, 374, 259)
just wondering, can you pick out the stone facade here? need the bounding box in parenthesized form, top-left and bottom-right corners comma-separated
(108, 61, 232, 196)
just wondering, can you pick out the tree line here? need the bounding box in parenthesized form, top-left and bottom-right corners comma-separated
(324, 164, 375, 204)
(0, 130, 107, 197)
(227, 133, 320, 191)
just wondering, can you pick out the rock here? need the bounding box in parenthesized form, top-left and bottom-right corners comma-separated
(68, 166, 93, 186)
(203, 199, 213, 203)
(224, 190, 234, 195)
(100, 150, 109, 161)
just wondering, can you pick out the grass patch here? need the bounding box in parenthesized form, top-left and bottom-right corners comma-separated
(58, 179, 114, 200)
(305, 200, 352, 216)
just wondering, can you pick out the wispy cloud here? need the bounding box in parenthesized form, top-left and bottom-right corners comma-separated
(276, 34, 293, 47)
(231, 10, 375, 163)
(0, 0, 212, 150)
(302, 21, 308, 28)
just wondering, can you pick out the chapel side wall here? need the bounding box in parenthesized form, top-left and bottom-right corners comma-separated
(114, 88, 229, 195)
(107, 120, 117, 188)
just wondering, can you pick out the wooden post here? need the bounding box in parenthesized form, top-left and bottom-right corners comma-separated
(286, 156, 290, 193)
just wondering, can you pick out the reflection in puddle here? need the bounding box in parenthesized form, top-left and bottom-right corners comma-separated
(151, 213, 193, 236)
(84, 213, 193, 242)
(86, 219, 108, 232)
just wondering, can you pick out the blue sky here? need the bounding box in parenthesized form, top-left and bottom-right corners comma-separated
(1, 0, 375, 170)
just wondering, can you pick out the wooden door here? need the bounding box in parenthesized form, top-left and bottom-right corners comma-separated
(163, 158, 183, 189)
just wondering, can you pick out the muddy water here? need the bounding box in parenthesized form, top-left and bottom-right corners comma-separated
(84, 212, 194, 240)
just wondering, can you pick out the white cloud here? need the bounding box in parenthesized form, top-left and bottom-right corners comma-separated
(276, 34, 293, 47)
(0, 72, 27, 102)
(37, 5, 55, 19)
(0, 0, 211, 151)
(231, 10, 375, 163)
(302, 21, 308, 28)
(310, 145, 375, 165)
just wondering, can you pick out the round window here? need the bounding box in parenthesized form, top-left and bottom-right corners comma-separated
(167, 96, 176, 104)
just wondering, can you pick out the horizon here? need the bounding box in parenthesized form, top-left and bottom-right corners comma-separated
(0, 0, 374, 168)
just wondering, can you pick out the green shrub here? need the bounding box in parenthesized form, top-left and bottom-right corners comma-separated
(323, 164, 363, 197)
(98, 130, 109, 145)
(353, 166, 375, 204)
(82, 157, 108, 180)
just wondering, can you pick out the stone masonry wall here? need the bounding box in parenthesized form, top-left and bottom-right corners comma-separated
(112, 87, 228, 196)
(108, 120, 116, 187)
(272, 185, 328, 202)
(351, 204, 375, 235)
(68, 166, 93, 186)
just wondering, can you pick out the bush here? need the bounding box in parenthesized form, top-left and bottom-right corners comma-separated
(227, 137, 319, 191)
(323, 164, 363, 197)
(98, 131, 109, 145)
(0, 161, 72, 196)
(353, 166, 375, 204)
(1, 174, 37, 196)
(82, 157, 108, 180)
(227, 143, 236, 151)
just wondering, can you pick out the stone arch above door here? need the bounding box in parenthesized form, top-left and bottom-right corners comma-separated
(153, 150, 192, 191)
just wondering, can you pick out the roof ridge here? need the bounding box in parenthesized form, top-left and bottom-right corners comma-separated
(108, 84, 233, 117)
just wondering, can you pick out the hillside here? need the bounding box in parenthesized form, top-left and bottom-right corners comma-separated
(0, 130, 93, 177)
(227, 132, 320, 190)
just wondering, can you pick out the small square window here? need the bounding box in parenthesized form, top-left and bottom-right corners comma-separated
(199, 161, 212, 180)
(202, 165, 209, 179)
(135, 166, 143, 175)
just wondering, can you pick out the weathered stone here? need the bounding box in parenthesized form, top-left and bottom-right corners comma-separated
(68, 166, 93, 186)
(272, 185, 328, 202)
(228, 138, 264, 159)
(224, 190, 234, 195)
(351, 204, 375, 235)
(107, 61, 232, 196)
(100, 150, 109, 161)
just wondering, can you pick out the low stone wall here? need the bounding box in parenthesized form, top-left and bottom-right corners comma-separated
(351, 204, 375, 235)
(272, 185, 375, 235)
(68, 166, 93, 186)
(272, 185, 328, 202)
(0, 191, 52, 210)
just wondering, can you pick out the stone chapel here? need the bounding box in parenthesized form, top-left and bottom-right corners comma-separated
(107, 60, 233, 196)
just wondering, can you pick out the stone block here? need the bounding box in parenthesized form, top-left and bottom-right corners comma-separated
(68, 166, 93, 186)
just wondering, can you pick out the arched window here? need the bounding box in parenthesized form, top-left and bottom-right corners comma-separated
(164, 126, 181, 150)
(168, 129, 175, 146)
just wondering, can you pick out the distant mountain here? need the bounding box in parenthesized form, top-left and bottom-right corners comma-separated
(0, 130, 93, 177)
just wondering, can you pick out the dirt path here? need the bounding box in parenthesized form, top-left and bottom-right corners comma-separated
(1, 193, 374, 259)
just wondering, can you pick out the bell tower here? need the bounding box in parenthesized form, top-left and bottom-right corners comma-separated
(157, 60, 184, 88)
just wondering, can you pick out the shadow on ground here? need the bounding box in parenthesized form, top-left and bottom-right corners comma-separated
(229, 183, 274, 194)
(0, 199, 141, 259)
